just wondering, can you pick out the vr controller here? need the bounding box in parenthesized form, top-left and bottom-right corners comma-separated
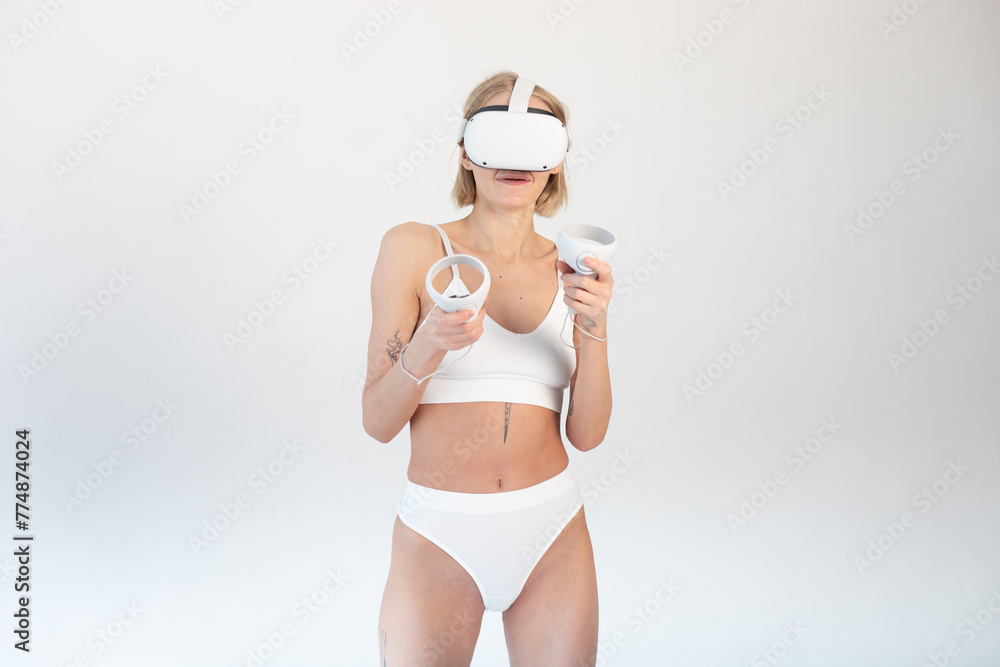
(425, 254, 491, 316)
(399, 254, 490, 385)
(456, 77, 571, 172)
(556, 224, 617, 276)
(556, 224, 617, 321)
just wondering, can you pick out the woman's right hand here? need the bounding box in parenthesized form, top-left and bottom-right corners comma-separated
(415, 295, 490, 353)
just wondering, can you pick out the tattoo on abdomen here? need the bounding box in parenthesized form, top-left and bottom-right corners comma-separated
(504, 402, 511, 443)
(568, 397, 575, 416)
(386, 330, 403, 364)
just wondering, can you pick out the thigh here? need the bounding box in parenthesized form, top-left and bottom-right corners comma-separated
(502, 508, 599, 667)
(378, 516, 486, 666)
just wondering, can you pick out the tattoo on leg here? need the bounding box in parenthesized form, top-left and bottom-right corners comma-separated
(504, 402, 511, 443)
(386, 330, 403, 365)
(568, 396, 575, 416)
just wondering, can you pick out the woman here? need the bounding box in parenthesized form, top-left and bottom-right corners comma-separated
(363, 71, 613, 666)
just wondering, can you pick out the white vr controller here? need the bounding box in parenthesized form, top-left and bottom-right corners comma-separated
(556, 224, 617, 321)
(400, 254, 490, 385)
(425, 254, 491, 315)
(556, 224, 617, 276)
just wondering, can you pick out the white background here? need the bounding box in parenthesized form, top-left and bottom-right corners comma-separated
(1, 0, 999, 665)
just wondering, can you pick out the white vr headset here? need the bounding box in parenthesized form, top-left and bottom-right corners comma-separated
(456, 77, 571, 172)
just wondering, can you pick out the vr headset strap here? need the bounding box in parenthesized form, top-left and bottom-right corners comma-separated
(454, 77, 537, 143)
(507, 77, 535, 113)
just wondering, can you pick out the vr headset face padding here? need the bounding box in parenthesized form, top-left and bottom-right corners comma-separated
(457, 77, 570, 173)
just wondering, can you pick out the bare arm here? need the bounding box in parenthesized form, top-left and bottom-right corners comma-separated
(361, 223, 486, 443)
(560, 257, 613, 451)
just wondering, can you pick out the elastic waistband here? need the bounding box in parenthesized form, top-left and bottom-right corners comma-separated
(398, 465, 577, 516)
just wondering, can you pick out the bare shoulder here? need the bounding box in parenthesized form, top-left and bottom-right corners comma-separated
(379, 220, 422, 251)
(377, 221, 443, 265)
(371, 222, 447, 305)
(377, 222, 437, 279)
(381, 220, 430, 242)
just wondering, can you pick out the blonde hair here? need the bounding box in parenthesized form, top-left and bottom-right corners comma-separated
(450, 70, 570, 217)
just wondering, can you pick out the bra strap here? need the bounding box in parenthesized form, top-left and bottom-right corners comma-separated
(431, 224, 460, 279)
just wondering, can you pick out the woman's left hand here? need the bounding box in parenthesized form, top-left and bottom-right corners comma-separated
(557, 256, 614, 338)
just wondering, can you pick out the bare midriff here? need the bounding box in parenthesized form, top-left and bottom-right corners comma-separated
(408, 401, 568, 494)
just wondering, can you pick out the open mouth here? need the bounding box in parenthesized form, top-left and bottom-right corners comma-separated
(497, 173, 531, 185)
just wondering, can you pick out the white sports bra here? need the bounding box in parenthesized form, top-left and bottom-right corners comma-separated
(417, 224, 576, 413)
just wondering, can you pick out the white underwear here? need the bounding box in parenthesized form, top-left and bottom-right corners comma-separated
(397, 466, 584, 612)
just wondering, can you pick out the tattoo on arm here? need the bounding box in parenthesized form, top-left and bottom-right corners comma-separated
(504, 402, 511, 443)
(379, 626, 387, 665)
(385, 330, 403, 365)
(568, 396, 575, 417)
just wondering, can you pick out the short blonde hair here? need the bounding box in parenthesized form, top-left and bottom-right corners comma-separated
(451, 70, 570, 217)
